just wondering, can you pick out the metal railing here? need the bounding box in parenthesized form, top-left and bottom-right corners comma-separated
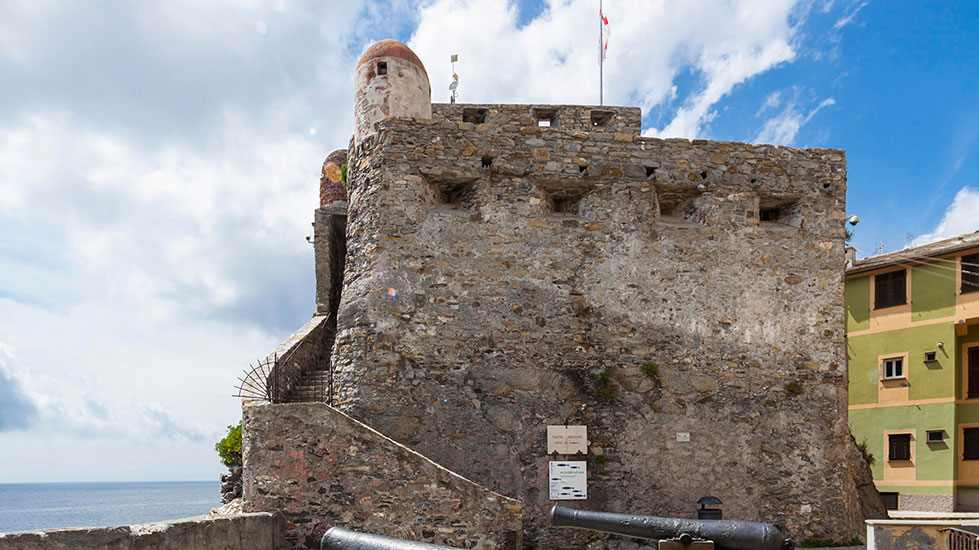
(235, 312, 335, 405)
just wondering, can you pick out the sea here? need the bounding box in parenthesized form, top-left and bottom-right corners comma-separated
(0, 481, 221, 534)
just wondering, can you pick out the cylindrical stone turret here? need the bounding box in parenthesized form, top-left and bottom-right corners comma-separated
(354, 39, 431, 145)
(320, 149, 348, 208)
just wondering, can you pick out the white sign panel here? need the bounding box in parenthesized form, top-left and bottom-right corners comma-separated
(549, 461, 587, 500)
(547, 425, 588, 455)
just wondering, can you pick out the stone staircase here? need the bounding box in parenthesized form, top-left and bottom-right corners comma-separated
(282, 366, 330, 403)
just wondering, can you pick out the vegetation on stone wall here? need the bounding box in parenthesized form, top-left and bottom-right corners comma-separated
(641, 361, 658, 377)
(857, 438, 875, 467)
(215, 421, 242, 467)
(340, 163, 348, 186)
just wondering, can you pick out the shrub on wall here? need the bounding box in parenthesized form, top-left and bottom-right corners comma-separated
(215, 421, 242, 467)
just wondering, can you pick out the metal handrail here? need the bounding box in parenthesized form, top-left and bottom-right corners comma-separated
(270, 311, 335, 404)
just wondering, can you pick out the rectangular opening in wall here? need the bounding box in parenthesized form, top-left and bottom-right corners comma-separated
(377, 62, 387, 75)
(880, 492, 899, 510)
(655, 183, 705, 224)
(758, 195, 802, 228)
(426, 174, 480, 211)
(536, 180, 595, 216)
(590, 110, 613, 127)
(926, 430, 945, 443)
(463, 107, 489, 124)
(534, 108, 558, 128)
(875, 269, 907, 309)
(888, 433, 911, 461)
(965, 428, 979, 460)
(924, 351, 938, 362)
(882, 357, 905, 380)
(963, 252, 979, 294)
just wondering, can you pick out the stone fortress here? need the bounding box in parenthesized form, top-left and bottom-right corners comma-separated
(240, 39, 884, 549)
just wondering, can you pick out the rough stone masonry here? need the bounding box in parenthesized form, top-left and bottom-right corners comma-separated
(244, 39, 884, 549)
(329, 102, 876, 544)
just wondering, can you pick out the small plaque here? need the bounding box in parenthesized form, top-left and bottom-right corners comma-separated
(676, 432, 690, 442)
(549, 461, 587, 500)
(547, 425, 588, 454)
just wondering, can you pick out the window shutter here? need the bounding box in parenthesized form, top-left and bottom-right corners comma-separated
(965, 427, 979, 460)
(970, 348, 979, 399)
(963, 253, 979, 294)
(888, 433, 911, 461)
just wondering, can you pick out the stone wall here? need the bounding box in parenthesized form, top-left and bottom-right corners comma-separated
(0, 512, 285, 550)
(329, 102, 868, 544)
(431, 104, 641, 133)
(242, 402, 522, 550)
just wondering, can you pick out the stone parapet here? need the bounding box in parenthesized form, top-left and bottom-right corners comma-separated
(0, 512, 285, 550)
(431, 103, 643, 134)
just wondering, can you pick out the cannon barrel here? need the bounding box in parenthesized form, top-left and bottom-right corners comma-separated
(550, 505, 794, 550)
(321, 527, 466, 550)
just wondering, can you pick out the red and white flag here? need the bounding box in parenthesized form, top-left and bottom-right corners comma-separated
(601, 7, 610, 60)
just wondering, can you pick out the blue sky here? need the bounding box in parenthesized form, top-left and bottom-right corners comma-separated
(0, 0, 977, 485)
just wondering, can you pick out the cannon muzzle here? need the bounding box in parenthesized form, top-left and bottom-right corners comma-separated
(321, 527, 466, 550)
(550, 505, 794, 550)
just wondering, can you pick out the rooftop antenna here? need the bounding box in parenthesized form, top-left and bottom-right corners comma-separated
(449, 54, 459, 103)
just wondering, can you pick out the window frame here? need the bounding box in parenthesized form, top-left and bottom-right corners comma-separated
(874, 269, 907, 309)
(889, 433, 912, 462)
(964, 427, 979, 461)
(882, 357, 905, 380)
(962, 253, 979, 294)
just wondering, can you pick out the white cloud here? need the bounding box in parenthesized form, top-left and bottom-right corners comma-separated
(408, 0, 805, 139)
(0, 0, 367, 483)
(912, 187, 979, 246)
(0, 0, 855, 484)
(833, 1, 867, 30)
(754, 91, 835, 145)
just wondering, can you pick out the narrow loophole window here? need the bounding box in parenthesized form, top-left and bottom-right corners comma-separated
(377, 62, 388, 75)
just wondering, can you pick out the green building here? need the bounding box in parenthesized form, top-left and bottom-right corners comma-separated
(847, 231, 979, 511)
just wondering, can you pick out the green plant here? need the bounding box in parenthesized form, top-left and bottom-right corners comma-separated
(798, 538, 862, 548)
(340, 163, 348, 185)
(641, 361, 658, 377)
(592, 369, 617, 402)
(785, 381, 804, 396)
(596, 369, 612, 385)
(857, 438, 876, 467)
(595, 454, 609, 464)
(215, 422, 242, 467)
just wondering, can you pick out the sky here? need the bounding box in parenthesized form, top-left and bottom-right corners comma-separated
(0, 0, 977, 483)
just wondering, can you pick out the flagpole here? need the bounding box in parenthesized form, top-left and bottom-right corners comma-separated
(599, 0, 604, 106)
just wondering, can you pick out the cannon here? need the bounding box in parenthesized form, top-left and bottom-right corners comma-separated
(550, 505, 794, 550)
(321, 527, 466, 550)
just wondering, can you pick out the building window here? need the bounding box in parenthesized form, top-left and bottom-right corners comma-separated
(889, 433, 912, 461)
(377, 62, 387, 75)
(880, 492, 899, 510)
(963, 253, 979, 294)
(875, 269, 907, 309)
(882, 357, 905, 380)
(965, 428, 979, 460)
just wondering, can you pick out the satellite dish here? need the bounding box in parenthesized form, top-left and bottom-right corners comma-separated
(449, 81, 458, 90)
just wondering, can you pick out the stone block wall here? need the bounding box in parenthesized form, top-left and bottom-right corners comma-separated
(431, 104, 641, 133)
(0, 512, 285, 550)
(329, 103, 867, 544)
(242, 402, 522, 550)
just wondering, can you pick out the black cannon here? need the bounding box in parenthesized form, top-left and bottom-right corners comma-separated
(321, 527, 466, 550)
(550, 505, 794, 550)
